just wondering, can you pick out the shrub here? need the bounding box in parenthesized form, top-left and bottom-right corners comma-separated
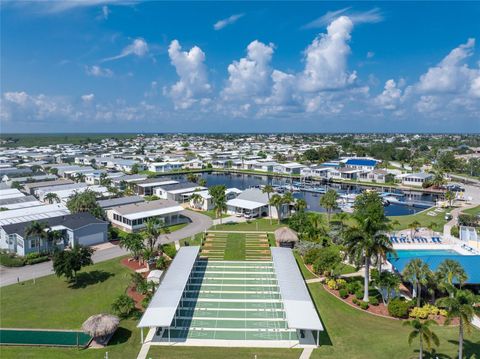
(388, 298, 411, 318)
(156, 256, 167, 270)
(326, 278, 338, 290)
(336, 278, 347, 290)
(111, 294, 135, 318)
(312, 246, 341, 275)
(439, 309, 448, 317)
(409, 306, 429, 319)
(304, 248, 323, 265)
(360, 301, 369, 310)
(355, 290, 364, 300)
(162, 243, 177, 259)
(339, 289, 348, 299)
(347, 280, 362, 294)
(368, 296, 379, 306)
(25, 256, 49, 265)
(450, 225, 459, 238)
(352, 298, 359, 305)
(0, 253, 25, 267)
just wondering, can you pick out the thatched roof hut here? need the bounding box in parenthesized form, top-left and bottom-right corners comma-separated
(82, 314, 120, 339)
(274, 227, 299, 248)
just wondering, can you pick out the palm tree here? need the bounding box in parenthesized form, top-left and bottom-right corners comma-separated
(189, 193, 203, 210)
(269, 194, 283, 224)
(408, 220, 421, 239)
(119, 233, 145, 260)
(436, 289, 480, 359)
(198, 178, 207, 187)
(320, 189, 339, 222)
(436, 259, 467, 296)
(403, 258, 431, 307)
(262, 185, 274, 224)
(444, 190, 455, 207)
(282, 192, 295, 217)
(294, 198, 307, 213)
(142, 218, 161, 252)
(403, 319, 440, 359)
(343, 219, 394, 302)
(46, 229, 64, 250)
(431, 171, 446, 188)
(44, 192, 60, 204)
(74, 173, 86, 183)
(99, 173, 112, 187)
(332, 212, 349, 235)
(427, 222, 437, 236)
(24, 221, 50, 252)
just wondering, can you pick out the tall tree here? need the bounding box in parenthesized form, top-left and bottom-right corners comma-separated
(343, 192, 394, 302)
(66, 190, 104, 219)
(444, 190, 455, 207)
(208, 185, 227, 224)
(189, 193, 203, 209)
(282, 192, 295, 217)
(403, 258, 431, 307)
(403, 319, 440, 359)
(408, 220, 421, 239)
(24, 221, 50, 252)
(74, 173, 86, 183)
(262, 185, 274, 224)
(44, 192, 60, 204)
(320, 189, 339, 221)
(52, 246, 94, 282)
(437, 289, 480, 359)
(269, 194, 283, 224)
(119, 233, 145, 260)
(294, 198, 307, 212)
(436, 259, 467, 296)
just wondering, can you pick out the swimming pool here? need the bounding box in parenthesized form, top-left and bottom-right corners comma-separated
(388, 250, 480, 284)
(392, 249, 460, 258)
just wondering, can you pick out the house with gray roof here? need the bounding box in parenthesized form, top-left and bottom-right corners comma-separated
(0, 212, 108, 256)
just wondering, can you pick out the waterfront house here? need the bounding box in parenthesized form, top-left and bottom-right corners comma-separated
(401, 172, 433, 187)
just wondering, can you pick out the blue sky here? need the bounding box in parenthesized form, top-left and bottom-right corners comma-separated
(1, 1, 479, 133)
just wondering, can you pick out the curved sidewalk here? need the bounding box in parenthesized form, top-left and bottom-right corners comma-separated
(158, 210, 212, 244)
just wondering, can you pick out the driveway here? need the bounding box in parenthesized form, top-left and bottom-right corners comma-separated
(158, 210, 212, 244)
(0, 210, 212, 287)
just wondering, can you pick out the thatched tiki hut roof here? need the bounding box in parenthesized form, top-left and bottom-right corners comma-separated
(82, 314, 120, 338)
(274, 227, 299, 248)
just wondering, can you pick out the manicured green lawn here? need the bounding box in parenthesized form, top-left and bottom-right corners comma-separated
(294, 251, 318, 280)
(0, 319, 141, 359)
(179, 233, 203, 247)
(388, 207, 451, 232)
(223, 233, 246, 261)
(463, 205, 480, 217)
(213, 218, 286, 232)
(147, 346, 302, 359)
(309, 283, 480, 359)
(0, 258, 130, 329)
(0, 257, 142, 359)
(198, 210, 229, 219)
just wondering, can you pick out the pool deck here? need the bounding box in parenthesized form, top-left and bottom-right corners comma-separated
(392, 243, 475, 255)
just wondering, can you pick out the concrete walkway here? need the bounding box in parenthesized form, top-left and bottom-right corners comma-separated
(299, 347, 314, 359)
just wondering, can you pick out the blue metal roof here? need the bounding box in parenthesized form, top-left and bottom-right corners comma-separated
(389, 255, 480, 284)
(345, 159, 377, 166)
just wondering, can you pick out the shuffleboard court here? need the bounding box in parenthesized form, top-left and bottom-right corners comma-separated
(0, 329, 91, 347)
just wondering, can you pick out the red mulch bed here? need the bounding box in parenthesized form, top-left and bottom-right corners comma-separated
(120, 257, 148, 271)
(323, 285, 455, 325)
(127, 285, 146, 310)
(324, 285, 391, 318)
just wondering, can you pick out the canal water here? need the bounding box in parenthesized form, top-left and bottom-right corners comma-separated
(170, 172, 437, 217)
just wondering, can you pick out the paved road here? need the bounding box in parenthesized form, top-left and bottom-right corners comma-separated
(0, 210, 212, 287)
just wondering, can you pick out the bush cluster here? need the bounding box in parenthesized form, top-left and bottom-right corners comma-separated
(352, 298, 369, 310)
(355, 290, 364, 300)
(162, 243, 177, 259)
(25, 252, 50, 265)
(326, 278, 347, 290)
(409, 304, 447, 319)
(347, 280, 363, 294)
(368, 296, 379, 306)
(338, 288, 348, 298)
(0, 252, 25, 267)
(388, 298, 412, 318)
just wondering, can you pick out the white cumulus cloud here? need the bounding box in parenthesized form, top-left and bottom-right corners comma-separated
(375, 79, 402, 110)
(222, 40, 275, 101)
(165, 40, 212, 109)
(298, 16, 357, 92)
(81, 94, 95, 102)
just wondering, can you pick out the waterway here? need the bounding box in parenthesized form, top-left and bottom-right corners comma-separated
(170, 172, 438, 217)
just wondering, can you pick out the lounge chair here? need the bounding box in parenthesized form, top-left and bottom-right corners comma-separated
(437, 238, 442, 243)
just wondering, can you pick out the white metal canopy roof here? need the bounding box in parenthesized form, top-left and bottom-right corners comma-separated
(122, 205, 184, 221)
(138, 246, 200, 328)
(271, 247, 324, 331)
(226, 198, 266, 210)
